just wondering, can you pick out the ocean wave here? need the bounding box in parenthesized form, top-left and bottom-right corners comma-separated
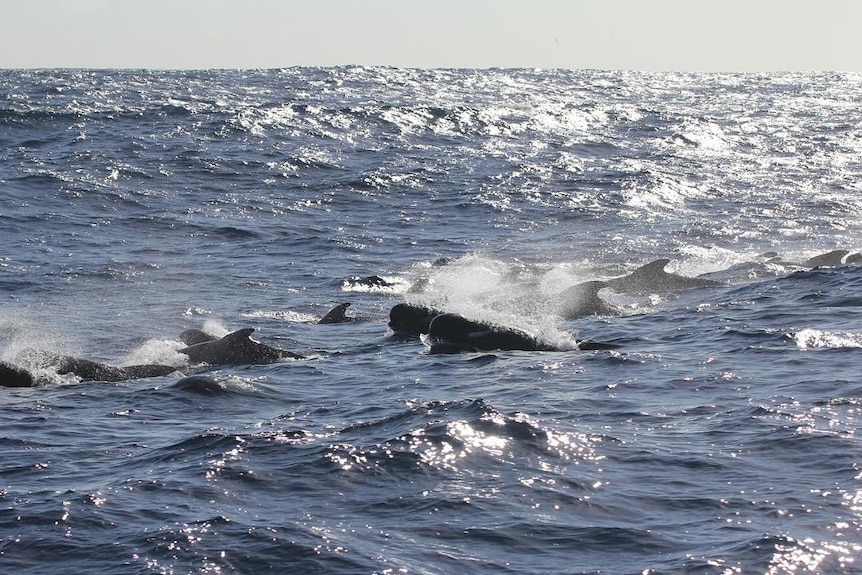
(321, 399, 602, 476)
(793, 328, 862, 349)
(3, 67, 862, 575)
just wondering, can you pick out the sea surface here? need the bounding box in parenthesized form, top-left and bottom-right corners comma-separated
(1, 67, 862, 574)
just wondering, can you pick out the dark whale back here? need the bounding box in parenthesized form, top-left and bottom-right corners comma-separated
(606, 259, 722, 294)
(802, 249, 852, 268)
(55, 356, 129, 382)
(120, 364, 178, 380)
(2, 356, 175, 386)
(1, 361, 36, 387)
(179, 328, 302, 365)
(179, 329, 219, 346)
(55, 356, 176, 382)
(427, 313, 554, 353)
(173, 375, 225, 394)
(388, 303, 441, 336)
(556, 280, 617, 319)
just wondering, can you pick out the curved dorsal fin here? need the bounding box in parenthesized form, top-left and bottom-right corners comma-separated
(318, 303, 352, 324)
(224, 327, 256, 341)
(629, 258, 671, 278)
(802, 250, 849, 268)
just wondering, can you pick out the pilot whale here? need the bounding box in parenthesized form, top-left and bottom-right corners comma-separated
(605, 259, 723, 294)
(1, 361, 40, 387)
(179, 329, 219, 346)
(178, 328, 303, 365)
(426, 313, 616, 354)
(761, 249, 862, 268)
(173, 375, 225, 394)
(388, 303, 444, 336)
(554, 260, 723, 319)
(3, 327, 303, 386)
(318, 302, 355, 324)
(53, 356, 177, 382)
(555, 280, 619, 319)
(427, 313, 556, 353)
(800, 250, 861, 267)
(1, 355, 177, 387)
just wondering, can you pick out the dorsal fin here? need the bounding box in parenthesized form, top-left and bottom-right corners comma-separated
(629, 258, 671, 278)
(223, 327, 256, 341)
(607, 259, 722, 293)
(179, 329, 218, 346)
(318, 303, 352, 324)
(606, 259, 670, 292)
(561, 280, 608, 298)
(802, 250, 849, 268)
(557, 280, 618, 318)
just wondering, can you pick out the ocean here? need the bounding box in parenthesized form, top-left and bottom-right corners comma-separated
(1, 67, 861, 574)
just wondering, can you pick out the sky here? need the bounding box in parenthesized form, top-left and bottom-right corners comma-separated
(1, 0, 860, 72)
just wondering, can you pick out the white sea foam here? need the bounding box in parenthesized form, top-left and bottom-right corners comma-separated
(793, 329, 862, 350)
(121, 339, 187, 368)
(241, 310, 319, 323)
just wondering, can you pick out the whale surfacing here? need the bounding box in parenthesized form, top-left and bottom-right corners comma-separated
(54, 356, 177, 382)
(179, 329, 219, 346)
(801, 249, 862, 268)
(1, 355, 177, 387)
(0, 361, 37, 387)
(426, 313, 557, 354)
(173, 375, 225, 394)
(178, 328, 303, 366)
(318, 303, 354, 324)
(388, 303, 443, 337)
(556, 280, 619, 319)
(606, 259, 723, 294)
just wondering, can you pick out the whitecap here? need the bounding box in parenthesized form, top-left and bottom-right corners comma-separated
(241, 310, 318, 323)
(793, 329, 862, 350)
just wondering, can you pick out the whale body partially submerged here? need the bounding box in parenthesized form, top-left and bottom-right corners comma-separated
(388, 303, 443, 337)
(605, 259, 724, 294)
(552, 259, 725, 319)
(53, 356, 178, 382)
(425, 313, 616, 354)
(1, 326, 305, 387)
(318, 302, 355, 324)
(0, 361, 39, 387)
(555, 280, 619, 319)
(178, 328, 303, 365)
(0, 355, 177, 387)
(179, 329, 219, 346)
(761, 249, 862, 269)
(426, 313, 556, 353)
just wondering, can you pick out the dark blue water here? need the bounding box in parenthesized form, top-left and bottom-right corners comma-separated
(1, 68, 862, 574)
